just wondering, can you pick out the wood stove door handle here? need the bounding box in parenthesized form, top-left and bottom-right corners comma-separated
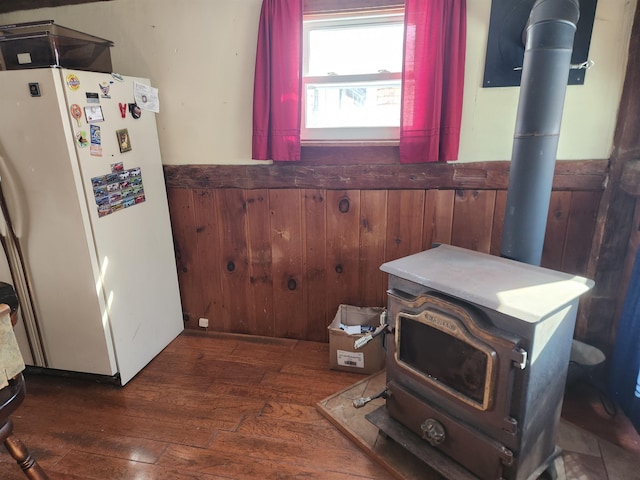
(387, 289, 429, 308)
(388, 288, 418, 301)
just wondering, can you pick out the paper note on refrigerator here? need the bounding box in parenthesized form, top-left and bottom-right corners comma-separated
(134, 81, 159, 113)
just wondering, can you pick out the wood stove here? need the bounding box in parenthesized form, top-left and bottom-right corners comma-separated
(367, 245, 593, 480)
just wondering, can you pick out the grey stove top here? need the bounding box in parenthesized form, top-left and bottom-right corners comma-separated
(380, 245, 594, 323)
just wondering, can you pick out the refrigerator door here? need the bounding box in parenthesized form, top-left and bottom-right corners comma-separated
(0, 68, 117, 376)
(59, 69, 183, 385)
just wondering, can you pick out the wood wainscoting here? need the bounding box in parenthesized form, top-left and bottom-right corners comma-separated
(164, 160, 607, 343)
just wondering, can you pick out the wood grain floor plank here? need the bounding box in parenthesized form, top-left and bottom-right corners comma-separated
(158, 444, 386, 479)
(258, 370, 365, 401)
(259, 401, 327, 423)
(235, 414, 367, 452)
(3, 425, 167, 464)
(1, 468, 89, 480)
(19, 380, 245, 434)
(209, 429, 390, 478)
(51, 450, 230, 480)
(17, 401, 220, 447)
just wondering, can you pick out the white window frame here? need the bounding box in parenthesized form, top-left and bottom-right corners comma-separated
(301, 9, 404, 144)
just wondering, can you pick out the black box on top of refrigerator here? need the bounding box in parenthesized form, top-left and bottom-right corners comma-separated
(0, 20, 113, 73)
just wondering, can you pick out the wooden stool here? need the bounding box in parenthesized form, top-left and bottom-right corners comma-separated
(0, 373, 48, 479)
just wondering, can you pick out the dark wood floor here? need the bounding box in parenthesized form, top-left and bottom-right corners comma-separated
(1, 332, 394, 479)
(1, 331, 639, 479)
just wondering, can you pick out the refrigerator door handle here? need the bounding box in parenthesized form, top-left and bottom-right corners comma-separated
(0, 153, 25, 239)
(0, 199, 6, 238)
(0, 153, 47, 366)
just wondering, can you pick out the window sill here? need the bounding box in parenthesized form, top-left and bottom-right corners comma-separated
(300, 142, 399, 165)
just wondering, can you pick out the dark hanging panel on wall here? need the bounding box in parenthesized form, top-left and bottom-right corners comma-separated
(483, 0, 597, 87)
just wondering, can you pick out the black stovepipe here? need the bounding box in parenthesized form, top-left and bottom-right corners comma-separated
(500, 0, 580, 266)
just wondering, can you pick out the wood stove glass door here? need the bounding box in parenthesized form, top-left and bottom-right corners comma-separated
(395, 305, 496, 411)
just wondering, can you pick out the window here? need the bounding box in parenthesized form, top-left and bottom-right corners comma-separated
(252, 0, 465, 163)
(302, 9, 405, 143)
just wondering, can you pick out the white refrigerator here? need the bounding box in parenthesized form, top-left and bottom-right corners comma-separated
(0, 67, 183, 385)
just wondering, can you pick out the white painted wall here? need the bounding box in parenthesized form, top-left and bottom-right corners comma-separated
(462, 0, 637, 162)
(0, 0, 636, 165)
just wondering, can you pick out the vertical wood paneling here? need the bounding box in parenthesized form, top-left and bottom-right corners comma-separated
(270, 190, 306, 339)
(303, 190, 328, 342)
(561, 192, 608, 347)
(246, 189, 274, 337)
(385, 190, 426, 262)
(451, 190, 496, 253)
(359, 190, 388, 308)
(423, 189, 455, 249)
(169, 183, 603, 342)
(490, 191, 507, 256)
(193, 189, 223, 330)
(541, 191, 572, 271)
(217, 189, 250, 333)
(326, 190, 361, 317)
(166, 188, 199, 326)
(562, 191, 602, 275)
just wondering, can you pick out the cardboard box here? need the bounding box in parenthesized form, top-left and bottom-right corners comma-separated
(328, 304, 385, 374)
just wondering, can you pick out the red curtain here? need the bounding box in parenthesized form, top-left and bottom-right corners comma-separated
(399, 0, 466, 163)
(252, 0, 302, 161)
(252, 0, 466, 163)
